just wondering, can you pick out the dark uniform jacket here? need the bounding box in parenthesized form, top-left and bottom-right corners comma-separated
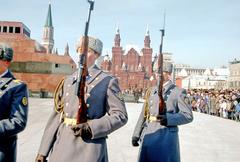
(38, 65, 128, 162)
(133, 80, 193, 162)
(0, 70, 28, 162)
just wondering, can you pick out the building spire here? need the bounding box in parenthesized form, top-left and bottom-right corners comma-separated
(114, 23, 121, 47)
(45, 2, 53, 27)
(144, 25, 150, 48)
(145, 24, 149, 36)
(42, 2, 54, 54)
(55, 48, 58, 55)
(64, 43, 70, 56)
(116, 23, 120, 34)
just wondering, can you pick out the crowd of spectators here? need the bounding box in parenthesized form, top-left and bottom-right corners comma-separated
(122, 87, 240, 122)
(187, 89, 240, 121)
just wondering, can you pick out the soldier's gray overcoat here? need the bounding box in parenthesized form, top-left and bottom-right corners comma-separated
(133, 80, 193, 162)
(0, 70, 28, 162)
(38, 65, 128, 162)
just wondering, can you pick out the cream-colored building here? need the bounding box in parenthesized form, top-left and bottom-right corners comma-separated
(228, 59, 240, 89)
(177, 66, 229, 90)
(174, 64, 205, 77)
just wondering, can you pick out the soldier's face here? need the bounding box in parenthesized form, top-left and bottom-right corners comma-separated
(163, 72, 171, 82)
(77, 48, 99, 68)
(87, 49, 99, 67)
(154, 72, 171, 83)
(0, 60, 10, 74)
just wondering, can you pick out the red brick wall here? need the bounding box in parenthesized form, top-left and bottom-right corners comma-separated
(0, 30, 76, 94)
(14, 73, 66, 92)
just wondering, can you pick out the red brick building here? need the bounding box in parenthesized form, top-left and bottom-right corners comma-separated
(101, 27, 156, 91)
(0, 3, 76, 97)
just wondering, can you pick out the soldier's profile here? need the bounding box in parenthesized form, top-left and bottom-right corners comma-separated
(35, 36, 128, 162)
(0, 43, 29, 162)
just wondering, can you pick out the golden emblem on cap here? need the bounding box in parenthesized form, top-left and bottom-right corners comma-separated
(22, 97, 28, 106)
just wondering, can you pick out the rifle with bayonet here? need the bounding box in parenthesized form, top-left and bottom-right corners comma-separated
(75, 0, 95, 124)
(157, 13, 166, 116)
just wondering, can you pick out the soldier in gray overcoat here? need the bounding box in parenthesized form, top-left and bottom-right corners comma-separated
(0, 43, 29, 162)
(35, 37, 128, 162)
(132, 62, 193, 162)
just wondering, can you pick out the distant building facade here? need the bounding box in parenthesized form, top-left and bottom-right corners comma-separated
(98, 28, 234, 91)
(101, 27, 154, 91)
(0, 3, 76, 97)
(228, 59, 240, 89)
(174, 64, 205, 77)
(100, 30, 232, 91)
(175, 66, 229, 90)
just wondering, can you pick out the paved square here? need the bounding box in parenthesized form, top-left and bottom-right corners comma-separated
(17, 98, 240, 162)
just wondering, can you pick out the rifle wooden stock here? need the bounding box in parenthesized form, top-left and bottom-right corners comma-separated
(76, 37, 89, 124)
(75, 0, 95, 124)
(157, 28, 165, 115)
(157, 52, 166, 115)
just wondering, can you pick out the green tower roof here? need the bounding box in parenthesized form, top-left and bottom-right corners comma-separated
(45, 3, 53, 27)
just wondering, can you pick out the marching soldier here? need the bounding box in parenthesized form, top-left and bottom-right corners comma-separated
(35, 37, 128, 162)
(0, 43, 29, 162)
(132, 62, 193, 162)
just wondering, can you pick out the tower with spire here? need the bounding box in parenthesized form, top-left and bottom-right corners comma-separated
(42, 2, 54, 54)
(144, 25, 151, 48)
(64, 43, 69, 56)
(112, 25, 123, 75)
(141, 25, 152, 77)
(114, 25, 121, 47)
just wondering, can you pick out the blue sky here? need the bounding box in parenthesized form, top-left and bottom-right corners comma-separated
(0, 0, 239, 68)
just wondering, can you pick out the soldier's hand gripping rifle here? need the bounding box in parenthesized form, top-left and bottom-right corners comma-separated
(75, 0, 95, 124)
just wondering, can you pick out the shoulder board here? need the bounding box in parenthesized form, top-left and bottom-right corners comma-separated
(102, 70, 112, 75)
(101, 71, 115, 79)
(13, 79, 22, 84)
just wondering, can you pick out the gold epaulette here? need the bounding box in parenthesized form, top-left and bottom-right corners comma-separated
(13, 79, 22, 84)
(54, 78, 65, 113)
